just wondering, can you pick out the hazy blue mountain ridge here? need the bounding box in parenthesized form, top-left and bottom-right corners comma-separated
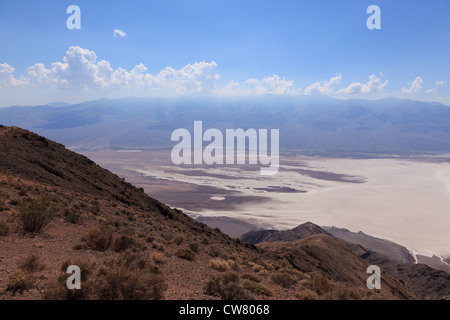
(1, 96, 449, 153)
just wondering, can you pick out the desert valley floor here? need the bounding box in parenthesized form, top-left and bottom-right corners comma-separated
(83, 150, 450, 262)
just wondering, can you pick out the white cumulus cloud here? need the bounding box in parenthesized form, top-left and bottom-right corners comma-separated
(401, 77, 423, 94)
(304, 74, 342, 95)
(0, 63, 28, 87)
(338, 74, 388, 95)
(0, 63, 16, 87)
(151, 61, 220, 94)
(17, 46, 220, 94)
(244, 75, 297, 95)
(424, 80, 447, 94)
(27, 46, 114, 89)
(218, 75, 298, 96)
(113, 29, 127, 38)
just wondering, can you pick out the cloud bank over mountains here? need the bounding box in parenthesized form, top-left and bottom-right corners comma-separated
(0, 46, 446, 102)
(2, 46, 219, 95)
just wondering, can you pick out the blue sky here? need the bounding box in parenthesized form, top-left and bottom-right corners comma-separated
(0, 0, 449, 106)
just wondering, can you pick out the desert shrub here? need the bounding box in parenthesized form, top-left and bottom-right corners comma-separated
(292, 269, 306, 280)
(228, 260, 240, 271)
(111, 234, 145, 252)
(60, 257, 96, 279)
(96, 252, 167, 300)
(150, 252, 166, 265)
(250, 262, 264, 273)
(0, 221, 9, 236)
(262, 262, 275, 271)
(16, 197, 55, 233)
(64, 209, 83, 224)
(175, 248, 195, 261)
(221, 272, 240, 284)
(242, 280, 273, 297)
(203, 276, 221, 296)
(85, 227, 112, 251)
(220, 281, 252, 300)
(173, 235, 185, 245)
(6, 270, 34, 294)
(19, 254, 45, 273)
(271, 272, 297, 289)
(204, 272, 253, 300)
(208, 245, 221, 258)
(209, 259, 229, 272)
(241, 273, 260, 283)
(306, 275, 333, 296)
(47, 253, 167, 300)
(152, 241, 165, 252)
(296, 289, 319, 300)
(188, 242, 199, 253)
(323, 285, 366, 300)
(45, 275, 89, 300)
(46, 258, 97, 300)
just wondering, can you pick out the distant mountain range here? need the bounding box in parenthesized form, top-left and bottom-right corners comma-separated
(1, 96, 450, 153)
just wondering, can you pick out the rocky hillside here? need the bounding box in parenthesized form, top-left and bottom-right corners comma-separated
(243, 222, 450, 299)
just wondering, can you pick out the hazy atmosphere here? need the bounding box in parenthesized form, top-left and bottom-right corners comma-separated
(1, 0, 449, 304)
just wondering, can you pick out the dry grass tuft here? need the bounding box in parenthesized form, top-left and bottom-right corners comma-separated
(271, 271, 298, 289)
(7, 270, 35, 295)
(209, 259, 229, 272)
(295, 289, 319, 300)
(242, 280, 273, 297)
(241, 273, 260, 283)
(85, 227, 112, 251)
(111, 233, 145, 252)
(19, 254, 46, 273)
(175, 248, 196, 261)
(204, 272, 254, 300)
